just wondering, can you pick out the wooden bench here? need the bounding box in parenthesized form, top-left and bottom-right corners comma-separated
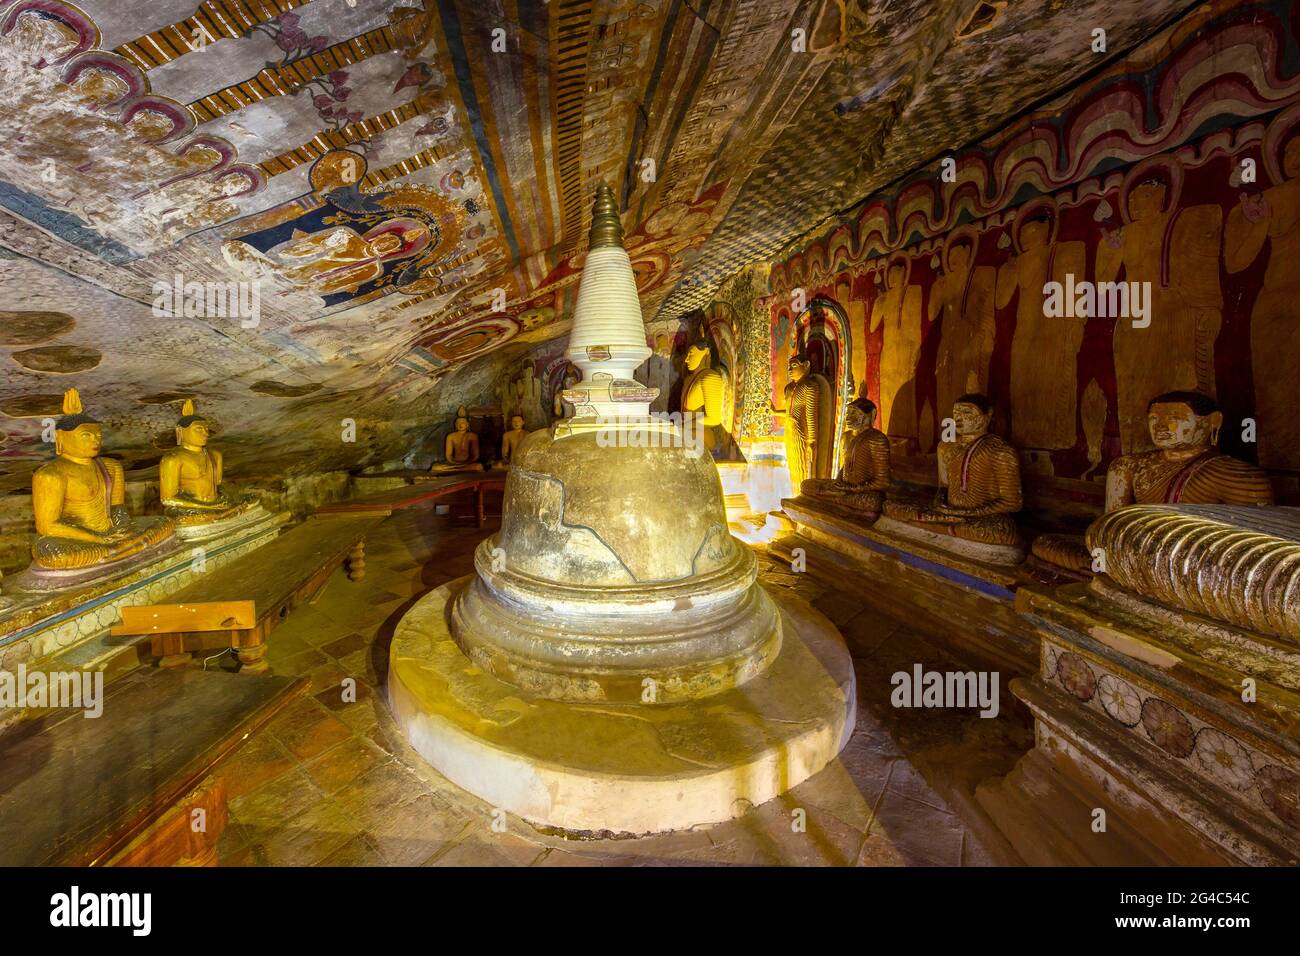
(113, 515, 382, 672)
(316, 472, 507, 526)
(0, 666, 305, 865)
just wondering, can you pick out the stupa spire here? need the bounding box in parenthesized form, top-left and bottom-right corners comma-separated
(560, 181, 656, 424)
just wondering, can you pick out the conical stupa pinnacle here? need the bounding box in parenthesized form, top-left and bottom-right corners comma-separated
(561, 180, 655, 421)
(588, 181, 624, 249)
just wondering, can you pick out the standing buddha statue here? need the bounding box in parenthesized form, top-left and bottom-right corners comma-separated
(773, 354, 833, 489)
(681, 335, 735, 459)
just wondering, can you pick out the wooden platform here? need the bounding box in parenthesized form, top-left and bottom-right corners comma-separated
(140, 515, 381, 672)
(0, 666, 306, 866)
(316, 472, 507, 526)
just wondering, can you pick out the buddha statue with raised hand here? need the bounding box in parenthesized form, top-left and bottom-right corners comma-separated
(159, 399, 258, 527)
(31, 389, 175, 571)
(431, 406, 482, 473)
(800, 397, 891, 517)
(1032, 391, 1274, 573)
(882, 393, 1024, 549)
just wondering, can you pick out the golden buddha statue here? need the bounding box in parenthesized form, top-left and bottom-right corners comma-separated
(800, 398, 891, 516)
(430, 406, 482, 473)
(1033, 391, 1275, 573)
(773, 354, 833, 489)
(499, 413, 529, 468)
(31, 389, 175, 571)
(159, 400, 258, 528)
(681, 335, 735, 459)
(882, 393, 1024, 549)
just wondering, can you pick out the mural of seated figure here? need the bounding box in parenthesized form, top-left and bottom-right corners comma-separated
(1032, 391, 1275, 574)
(880, 393, 1025, 563)
(799, 397, 891, 518)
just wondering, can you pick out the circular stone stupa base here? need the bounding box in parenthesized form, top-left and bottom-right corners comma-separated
(387, 575, 857, 836)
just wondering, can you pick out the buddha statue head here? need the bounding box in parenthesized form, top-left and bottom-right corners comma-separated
(175, 399, 211, 449)
(509, 413, 525, 432)
(952, 393, 994, 439)
(787, 354, 811, 384)
(1147, 391, 1221, 451)
(845, 397, 876, 433)
(685, 339, 712, 372)
(54, 388, 102, 460)
(454, 406, 471, 433)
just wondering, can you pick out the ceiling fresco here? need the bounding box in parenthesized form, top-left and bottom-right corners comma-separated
(0, 0, 1199, 489)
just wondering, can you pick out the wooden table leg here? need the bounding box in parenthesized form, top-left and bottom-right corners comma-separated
(346, 539, 366, 581)
(236, 642, 269, 674)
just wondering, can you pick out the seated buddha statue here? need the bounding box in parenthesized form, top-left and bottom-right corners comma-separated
(882, 393, 1024, 550)
(31, 389, 175, 571)
(159, 399, 258, 527)
(1032, 391, 1275, 573)
(799, 397, 891, 517)
(430, 406, 482, 473)
(499, 413, 529, 468)
(681, 336, 737, 460)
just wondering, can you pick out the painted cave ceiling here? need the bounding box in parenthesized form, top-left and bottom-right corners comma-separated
(0, 0, 1195, 489)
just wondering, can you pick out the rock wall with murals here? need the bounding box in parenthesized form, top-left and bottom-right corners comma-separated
(764, 0, 1300, 511)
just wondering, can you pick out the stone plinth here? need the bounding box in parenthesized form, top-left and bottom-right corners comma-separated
(778, 495, 1039, 677)
(388, 576, 855, 835)
(983, 580, 1300, 865)
(0, 509, 287, 696)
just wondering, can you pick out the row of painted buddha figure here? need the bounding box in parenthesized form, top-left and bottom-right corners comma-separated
(25, 389, 258, 576)
(797, 386, 1274, 568)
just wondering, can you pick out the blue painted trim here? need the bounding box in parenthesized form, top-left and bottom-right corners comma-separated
(436, 0, 520, 262)
(797, 512, 1015, 601)
(0, 181, 137, 264)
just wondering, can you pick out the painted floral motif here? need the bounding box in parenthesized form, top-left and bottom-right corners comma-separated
(1046, 639, 1300, 831)
(1056, 651, 1096, 701)
(248, 13, 364, 131)
(1256, 765, 1300, 828)
(1193, 728, 1255, 791)
(1140, 697, 1196, 758)
(1096, 673, 1142, 727)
